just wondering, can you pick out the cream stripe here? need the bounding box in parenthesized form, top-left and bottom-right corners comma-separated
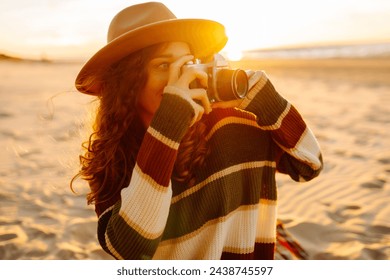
(153, 202, 276, 259)
(239, 71, 268, 110)
(148, 126, 180, 150)
(277, 127, 322, 170)
(225, 200, 277, 253)
(255, 199, 277, 243)
(257, 103, 292, 130)
(119, 165, 172, 239)
(171, 161, 276, 204)
(98, 204, 114, 219)
(206, 115, 259, 140)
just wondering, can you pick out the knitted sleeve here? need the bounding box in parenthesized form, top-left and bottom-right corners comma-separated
(239, 71, 323, 181)
(97, 93, 194, 259)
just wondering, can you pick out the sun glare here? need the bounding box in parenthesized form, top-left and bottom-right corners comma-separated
(222, 42, 245, 61)
(224, 49, 243, 61)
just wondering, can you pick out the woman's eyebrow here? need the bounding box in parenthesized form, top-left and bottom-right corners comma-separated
(153, 53, 191, 59)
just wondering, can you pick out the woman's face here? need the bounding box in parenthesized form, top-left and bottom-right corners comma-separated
(137, 42, 192, 127)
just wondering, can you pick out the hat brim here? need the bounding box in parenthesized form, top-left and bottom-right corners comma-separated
(76, 19, 228, 94)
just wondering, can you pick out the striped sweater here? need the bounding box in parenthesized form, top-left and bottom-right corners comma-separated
(95, 71, 323, 260)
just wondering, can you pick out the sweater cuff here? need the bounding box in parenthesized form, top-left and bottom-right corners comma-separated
(149, 93, 194, 144)
(239, 71, 289, 128)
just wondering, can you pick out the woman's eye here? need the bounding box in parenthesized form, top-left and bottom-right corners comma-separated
(157, 62, 169, 69)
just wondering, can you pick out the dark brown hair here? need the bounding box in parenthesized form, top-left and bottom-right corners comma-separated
(71, 43, 209, 206)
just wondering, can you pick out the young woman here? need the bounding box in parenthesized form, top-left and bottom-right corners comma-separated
(71, 2, 323, 260)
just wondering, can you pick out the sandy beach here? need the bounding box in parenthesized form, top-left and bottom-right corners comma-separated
(0, 57, 389, 260)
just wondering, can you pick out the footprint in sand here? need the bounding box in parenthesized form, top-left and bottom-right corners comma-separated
(326, 204, 362, 224)
(368, 225, 390, 235)
(0, 111, 13, 118)
(377, 158, 390, 173)
(360, 178, 386, 189)
(0, 233, 18, 242)
(359, 248, 388, 260)
(378, 157, 390, 165)
(0, 225, 28, 259)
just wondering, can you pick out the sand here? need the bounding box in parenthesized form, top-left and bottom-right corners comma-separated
(0, 58, 389, 260)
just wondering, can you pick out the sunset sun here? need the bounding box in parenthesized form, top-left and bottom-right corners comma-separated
(224, 48, 244, 61)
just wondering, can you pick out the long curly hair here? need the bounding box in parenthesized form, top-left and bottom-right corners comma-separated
(71, 43, 209, 206)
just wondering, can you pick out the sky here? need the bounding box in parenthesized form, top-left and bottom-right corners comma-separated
(1, 0, 390, 60)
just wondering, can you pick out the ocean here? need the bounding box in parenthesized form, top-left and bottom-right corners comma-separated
(243, 42, 390, 59)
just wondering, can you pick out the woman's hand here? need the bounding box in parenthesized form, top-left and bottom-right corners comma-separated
(164, 55, 212, 125)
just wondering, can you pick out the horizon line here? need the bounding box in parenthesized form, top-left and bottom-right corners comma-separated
(2, 38, 390, 63)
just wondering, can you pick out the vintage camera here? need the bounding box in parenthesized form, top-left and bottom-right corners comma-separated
(181, 54, 248, 102)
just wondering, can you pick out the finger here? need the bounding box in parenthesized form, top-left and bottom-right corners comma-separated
(178, 69, 208, 89)
(190, 88, 212, 114)
(188, 100, 205, 127)
(167, 55, 194, 85)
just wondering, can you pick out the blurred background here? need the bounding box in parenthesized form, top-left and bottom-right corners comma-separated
(1, 0, 389, 61)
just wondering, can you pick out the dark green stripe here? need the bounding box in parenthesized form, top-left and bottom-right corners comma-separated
(204, 123, 274, 176)
(172, 123, 276, 198)
(246, 80, 288, 127)
(278, 153, 323, 182)
(150, 94, 194, 142)
(105, 202, 161, 260)
(164, 165, 276, 240)
(97, 208, 113, 255)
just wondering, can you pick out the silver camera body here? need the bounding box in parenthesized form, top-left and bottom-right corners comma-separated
(181, 54, 248, 102)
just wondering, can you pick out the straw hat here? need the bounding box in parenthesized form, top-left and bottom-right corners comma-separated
(75, 2, 228, 94)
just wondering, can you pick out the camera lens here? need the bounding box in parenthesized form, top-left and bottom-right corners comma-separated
(232, 70, 248, 99)
(215, 69, 248, 101)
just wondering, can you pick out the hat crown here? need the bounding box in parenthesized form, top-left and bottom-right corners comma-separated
(107, 2, 176, 43)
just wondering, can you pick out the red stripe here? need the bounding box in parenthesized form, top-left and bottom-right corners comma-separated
(254, 242, 275, 260)
(221, 251, 254, 260)
(273, 106, 306, 149)
(220, 243, 275, 260)
(137, 132, 177, 187)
